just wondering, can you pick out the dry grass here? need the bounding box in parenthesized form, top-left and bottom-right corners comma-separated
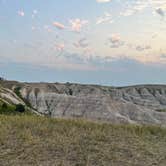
(0, 115, 166, 166)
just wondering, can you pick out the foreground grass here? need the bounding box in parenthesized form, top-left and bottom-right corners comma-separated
(0, 115, 166, 166)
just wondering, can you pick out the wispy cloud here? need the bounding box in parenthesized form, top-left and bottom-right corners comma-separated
(96, 0, 112, 3)
(55, 43, 65, 51)
(73, 38, 89, 48)
(156, 8, 165, 17)
(32, 9, 38, 18)
(120, 1, 148, 17)
(96, 12, 113, 24)
(119, 0, 166, 18)
(135, 45, 152, 52)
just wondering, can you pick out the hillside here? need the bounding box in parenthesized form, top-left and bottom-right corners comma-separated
(1, 80, 166, 125)
(0, 114, 166, 166)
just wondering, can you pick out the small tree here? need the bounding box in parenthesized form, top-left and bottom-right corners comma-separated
(15, 104, 25, 113)
(2, 103, 7, 109)
(69, 88, 73, 96)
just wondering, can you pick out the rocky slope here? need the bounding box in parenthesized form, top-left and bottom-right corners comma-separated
(0, 86, 24, 105)
(1, 80, 166, 125)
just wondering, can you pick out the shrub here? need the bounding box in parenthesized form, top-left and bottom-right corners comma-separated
(0, 103, 15, 115)
(2, 103, 7, 109)
(15, 104, 25, 113)
(14, 87, 32, 108)
(69, 88, 73, 96)
(14, 87, 22, 98)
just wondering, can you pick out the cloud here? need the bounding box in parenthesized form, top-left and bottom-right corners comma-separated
(96, 0, 112, 3)
(110, 34, 121, 43)
(150, 0, 166, 9)
(109, 34, 125, 48)
(120, 9, 136, 17)
(120, 1, 148, 17)
(96, 12, 113, 24)
(55, 43, 65, 51)
(160, 54, 166, 59)
(156, 8, 165, 17)
(135, 45, 152, 52)
(31, 26, 37, 31)
(152, 33, 158, 39)
(69, 19, 88, 32)
(43, 25, 53, 33)
(18, 10, 25, 17)
(32, 9, 38, 18)
(84, 48, 94, 56)
(33, 10, 38, 15)
(53, 22, 65, 30)
(73, 38, 89, 48)
(120, 0, 166, 17)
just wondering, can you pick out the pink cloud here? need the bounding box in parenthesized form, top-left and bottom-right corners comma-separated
(69, 19, 88, 32)
(110, 34, 121, 43)
(53, 22, 65, 30)
(109, 33, 125, 48)
(18, 10, 25, 17)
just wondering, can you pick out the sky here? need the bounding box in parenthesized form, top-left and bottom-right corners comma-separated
(0, 0, 166, 86)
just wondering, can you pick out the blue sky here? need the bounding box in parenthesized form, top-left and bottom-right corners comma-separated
(0, 0, 166, 86)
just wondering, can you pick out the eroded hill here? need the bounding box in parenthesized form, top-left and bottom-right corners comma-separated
(1, 80, 166, 125)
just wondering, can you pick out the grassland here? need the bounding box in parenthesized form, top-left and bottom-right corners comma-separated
(0, 114, 166, 166)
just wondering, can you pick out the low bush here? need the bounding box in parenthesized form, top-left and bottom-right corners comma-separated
(15, 104, 25, 113)
(0, 102, 26, 115)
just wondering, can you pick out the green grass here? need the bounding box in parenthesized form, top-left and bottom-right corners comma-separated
(0, 105, 16, 115)
(0, 115, 166, 166)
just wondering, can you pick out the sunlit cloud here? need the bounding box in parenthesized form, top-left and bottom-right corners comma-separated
(69, 19, 89, 32)
(53, 21, 65, 30)
(150, 0, 166, 9)
(131, 54, 166, 65)
(109, 34, 125, 48)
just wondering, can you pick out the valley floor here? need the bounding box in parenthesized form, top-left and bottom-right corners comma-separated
(0, 115, 166, 166)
